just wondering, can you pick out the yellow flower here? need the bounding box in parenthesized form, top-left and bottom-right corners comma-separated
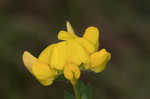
(22, 21, 111, 86)
(64, 63, 80, 85)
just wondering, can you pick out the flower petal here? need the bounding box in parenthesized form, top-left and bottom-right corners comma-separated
(64, 63, 80, 85)
(38, 44, 55, 64)
(90, 49, 111, 73)
(67, 40, 89, 65)
(57, 30, 76, 40)
(39, 78, 54, 86)
(22, 51, 37, 72)
(50, 42, 67, 70)
(75, 38, 96, 54)
(57, 21, 78, 40)
(32, 60, 57, 86)
(83, 27, 99, 50)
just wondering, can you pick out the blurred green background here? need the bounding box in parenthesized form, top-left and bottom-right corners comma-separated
(0, 0, 150, 99)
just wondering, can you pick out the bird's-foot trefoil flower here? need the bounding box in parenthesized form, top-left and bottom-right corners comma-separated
(22, 21, 111, 87)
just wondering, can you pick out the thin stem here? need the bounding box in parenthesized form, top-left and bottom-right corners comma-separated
(73, 84, 80, 99)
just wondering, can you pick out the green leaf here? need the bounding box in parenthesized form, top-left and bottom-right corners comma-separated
(76, 80, 93, 99)
(77, 80, 86, 95)
(64, 80, 93, 99)
(86, 83, 93, 99)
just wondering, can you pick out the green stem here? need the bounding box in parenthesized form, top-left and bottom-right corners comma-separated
(73, 84, 80, 99)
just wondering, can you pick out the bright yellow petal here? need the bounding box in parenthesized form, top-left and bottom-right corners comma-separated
(90, 49, 111, 73)
(57, 21, 78, 41)
(22, 51, 37, 72)
(38, 44, 55, 64)
(64, 63, 80, 85)
(57, 30, 76, 40)
(39, 78, 54, 86)
(50, 42, 67, 70)
(75, 38, 96, 54)
(67, 39, 89, 65)
(32, 60, 57, 86)
(83, 27, 99, 50)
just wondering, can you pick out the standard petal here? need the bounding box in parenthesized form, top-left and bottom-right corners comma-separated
(90, 49, 111, 73)
(57, 30, 76, 40)
(57, 21, 78, 41)
(38, 44, 55, 64)
(83, 27, 99, 50)
(22, 51, 37, 72)
(75, 38, 96, 54)
(50, 42, 67, 70)
(67, 40, 89, 65)
(32, 60, 57, 86)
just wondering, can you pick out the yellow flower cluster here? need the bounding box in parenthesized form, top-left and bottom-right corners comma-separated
(22, 21, 111, 86)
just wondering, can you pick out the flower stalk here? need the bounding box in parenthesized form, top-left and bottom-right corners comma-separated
(73, 83, 80, 99)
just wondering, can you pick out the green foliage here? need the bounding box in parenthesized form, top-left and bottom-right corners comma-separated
(64, 80, 93, 99)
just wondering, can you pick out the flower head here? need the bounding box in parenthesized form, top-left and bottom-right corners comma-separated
(22, 21, 111, 86)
